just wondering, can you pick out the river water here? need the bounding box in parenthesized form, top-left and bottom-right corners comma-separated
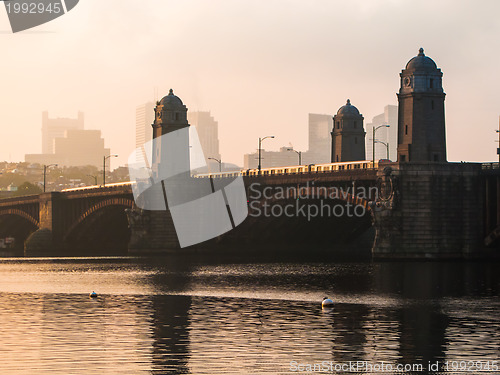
(0, 256, 498, 374)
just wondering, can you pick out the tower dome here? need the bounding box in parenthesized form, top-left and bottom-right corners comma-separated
(397, 48, 446, 163)
(159, 88, 184, 107)
(153, 88, 189, 133)
(336, 99, 360, 116)
(405, 48, 437, 71)
(331, 99, 365, 163)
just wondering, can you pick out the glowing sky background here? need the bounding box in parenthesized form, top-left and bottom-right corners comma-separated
(1, 0, 499, 168)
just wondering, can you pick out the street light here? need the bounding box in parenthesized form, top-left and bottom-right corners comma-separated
(372, 124, 390, 164)
(258, 136, 275, 173)
(374, 140, 390, 160)
(43, 164, 58, 192)
(496, 116, 500, 165)
(208, 157, 222, 172)
(103, 154, 118, 187)
(287, 148, 302, 165)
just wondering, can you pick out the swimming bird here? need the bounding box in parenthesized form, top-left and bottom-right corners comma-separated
(322, 297, 334, 307)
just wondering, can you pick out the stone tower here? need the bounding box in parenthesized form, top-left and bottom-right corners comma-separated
(151, 89, 190, 178)
(397, 48, 447, 162)
(331, 99, 366, 162)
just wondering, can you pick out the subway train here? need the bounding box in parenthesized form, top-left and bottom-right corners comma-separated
(196, 160, 379, 179)
(62, 160, 380, 191)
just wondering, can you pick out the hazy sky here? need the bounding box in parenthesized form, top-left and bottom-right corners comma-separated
(1, 0, 499, 168)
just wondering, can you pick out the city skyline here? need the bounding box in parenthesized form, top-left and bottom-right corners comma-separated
(1, 1, 499, 168)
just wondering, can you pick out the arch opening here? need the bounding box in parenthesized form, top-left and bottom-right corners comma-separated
(64, 204, 132, 255)
(0, 213, 39, 254)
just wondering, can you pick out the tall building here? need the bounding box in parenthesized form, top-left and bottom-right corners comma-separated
(136, 102, 155, 149)
(365, 105, 398, 161)
(244, 146, 300, 169)
(26, 129, 109, 168)
(307, 113, 333, 164)
(42, 111, 84, 154)
(331, 99, 366, 162)
(26, 111, 110, 169)
(397, 48, 446, 162)
(187, 111, 221, 163)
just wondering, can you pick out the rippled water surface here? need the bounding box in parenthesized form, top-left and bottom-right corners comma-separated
(0, 257, 498, 374)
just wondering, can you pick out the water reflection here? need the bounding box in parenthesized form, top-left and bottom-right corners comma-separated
(0, 258, 497, 374)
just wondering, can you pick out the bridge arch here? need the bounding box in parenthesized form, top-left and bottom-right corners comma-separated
(63, 197, 134, 254)
(0, 209, 40, 250)
(0, 208, 39, 228)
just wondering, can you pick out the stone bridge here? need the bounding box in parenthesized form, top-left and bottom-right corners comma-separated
(0, 162, 497, 259)
(0, 185, 134, 256)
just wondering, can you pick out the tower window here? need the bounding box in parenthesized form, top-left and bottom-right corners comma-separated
(336, 155, 339, 162)
(433, 154, 439, 162)
(337, 122, 340, 129)
(405, 125, 408, 135)
(175, 113, 179, 120)
(430, 79, 434, 88)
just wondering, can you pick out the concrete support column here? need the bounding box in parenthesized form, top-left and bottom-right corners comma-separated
(25, 192, 62, 256)
(126, 207, 180, 254)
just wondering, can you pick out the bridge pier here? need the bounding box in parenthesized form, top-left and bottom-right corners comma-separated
(25, 192, 63, 256)
(371, 162, 484, 259)
(126, 207, 180, 254)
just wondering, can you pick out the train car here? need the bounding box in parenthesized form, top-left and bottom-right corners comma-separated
(61, 181, 133, 192)
(193, 160, 378, 179)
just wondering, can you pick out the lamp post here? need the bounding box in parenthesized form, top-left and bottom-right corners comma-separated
(374, 140, 390, 160)
(372, 124, 390, 164)
(103, 154, 118, 187)
(496, 116, 500, 165)
(43, 164, 58, 192)
(287, 149, 302, 165)
(208, 157, 222, 172)
(258, 136, 275, 173)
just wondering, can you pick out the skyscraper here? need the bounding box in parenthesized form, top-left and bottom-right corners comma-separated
(136, 102, 155, 149)
(41, 111, 84, 154)
(307, 113, 333, 164)
(365, 105, 398, 161)
(26, 129, 110, 168)
(26, 110, 111, 168)
(187, 111, 221, 165)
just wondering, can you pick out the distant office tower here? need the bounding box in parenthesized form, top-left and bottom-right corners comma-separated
(244, 147, 300, 169)
(187, 111, 221, 168)
(365, 105, 398, 161)
(136, 102, 155, 149)
(26, 112, 111, 168)
(26, 129, 110, 168)
(55, 130, 110, 167)
(331, 99, 366, 162)
(42, 111, 84, 154)
(307, 113, 333, 164)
